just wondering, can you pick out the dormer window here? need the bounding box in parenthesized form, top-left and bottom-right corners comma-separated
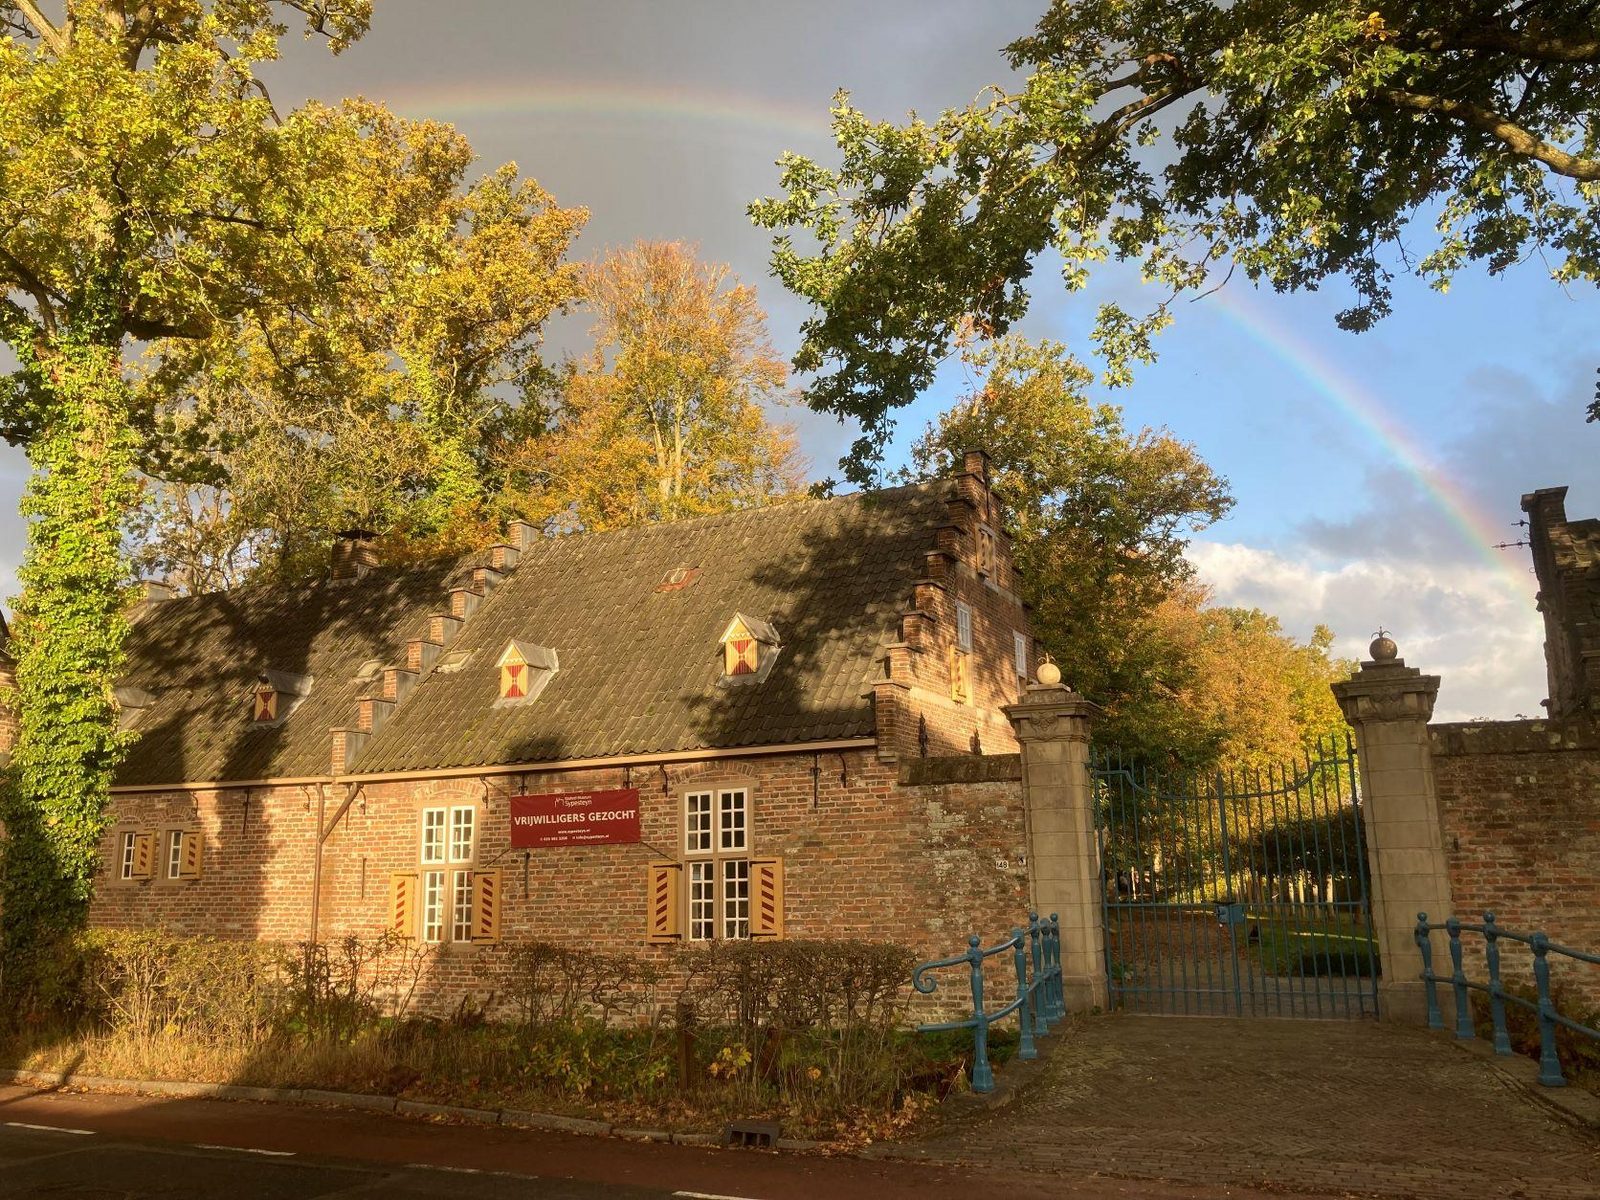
(497, 640, 558, 706)
(114, 685, 155, 732)
(252, 670, 312, 726)
(720, 613, 780, 684)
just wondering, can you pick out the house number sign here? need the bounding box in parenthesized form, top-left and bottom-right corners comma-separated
(509, 788, 641, 848)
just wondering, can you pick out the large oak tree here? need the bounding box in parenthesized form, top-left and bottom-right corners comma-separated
(753, 1, 1600, 478)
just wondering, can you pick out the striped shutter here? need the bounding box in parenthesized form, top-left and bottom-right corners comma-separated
(949, 647, 971, 704)
(646, 861, 682, 944)
(472, 870, 503, 943)
(388, 872, 418, 937)
(131, 832, 156, 880)
(750, 857, 784, 939)
(178, 830, 204, 878)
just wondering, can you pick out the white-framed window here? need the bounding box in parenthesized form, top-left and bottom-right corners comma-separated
(166, 830, 185, 880)
(1014, 631, 1030, 678)
(419, 804, 476, 944)
(120, 831, 138, 881)
(956, 601, 973, 652)
(683, 787, 750, 941)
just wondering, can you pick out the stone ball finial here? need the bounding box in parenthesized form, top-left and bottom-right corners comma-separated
(1369, 627, 1398, 662)
(1036, 659, 1062, 687)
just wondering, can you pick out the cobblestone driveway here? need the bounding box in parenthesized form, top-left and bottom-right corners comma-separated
(876, 1015, 1599, 1199)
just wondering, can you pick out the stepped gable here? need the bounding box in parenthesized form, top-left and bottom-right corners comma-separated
(349, 483, 951, 774)
(1523, 486, 1600, 718)
(114, 557, 469, 786)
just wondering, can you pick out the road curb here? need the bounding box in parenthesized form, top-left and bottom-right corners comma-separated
(0, 1066, 827, 1150)
(1447, 1036, 1600, 1130)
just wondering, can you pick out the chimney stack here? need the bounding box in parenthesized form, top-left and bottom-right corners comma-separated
(331, 528, 379, 583)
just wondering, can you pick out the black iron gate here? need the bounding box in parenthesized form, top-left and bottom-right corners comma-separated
(1094, 735, 1379, 1018)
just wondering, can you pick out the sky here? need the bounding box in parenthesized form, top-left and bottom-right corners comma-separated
(1, 0, 1596, 722)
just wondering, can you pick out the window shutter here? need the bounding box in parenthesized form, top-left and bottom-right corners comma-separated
(646, 861, 682, 944)
(388, 872, 418, 937)
(178, 830, 204, 879)
(472, 870, 503, 943)
(949, 647, 971, 704)
(750, 857, 784, 939)
(131, 832, 156, 880)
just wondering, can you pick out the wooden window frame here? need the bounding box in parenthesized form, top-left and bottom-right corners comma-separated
(955, 601, 973, 652)
(1014, 630, 1030, 680)
(417, 802, 478, 945)
(681, 784, 752, 942)
(116, 829, 138, 883)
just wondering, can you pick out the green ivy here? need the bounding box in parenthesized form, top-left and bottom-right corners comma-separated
(0, 319, 138, 1001)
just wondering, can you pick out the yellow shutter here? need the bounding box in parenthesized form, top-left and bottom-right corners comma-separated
(750, 857, 784, 939)
(949, 647, 971, 703)
(472, 870, 503, 943)
(178, 830, 204, 879)
(646, 861, 682, 944)
(388, 872, 418, 937)
(131, 832, 156, 879)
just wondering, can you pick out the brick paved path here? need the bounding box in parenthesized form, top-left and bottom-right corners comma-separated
(876, 1015, 1600, 1199)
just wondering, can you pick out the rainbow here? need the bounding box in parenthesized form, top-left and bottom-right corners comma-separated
(1210, 287, 1533, 597)
(379, 80, 836, 147)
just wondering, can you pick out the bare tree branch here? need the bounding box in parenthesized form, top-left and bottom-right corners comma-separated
(1380, 88, 1600, 181)
(12, 0, 68, 54)
(1414, 25, 1600, 64)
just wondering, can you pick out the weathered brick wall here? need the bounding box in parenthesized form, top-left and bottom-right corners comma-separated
(1431, 716, 1600, 1014)
(91, 784, 318, 940)
(93, 750, 1030, 1017)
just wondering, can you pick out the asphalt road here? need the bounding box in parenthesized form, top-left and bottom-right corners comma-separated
(0, 1084, 1343, 1199)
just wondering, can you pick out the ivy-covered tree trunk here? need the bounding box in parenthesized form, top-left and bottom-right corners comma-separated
(0, 323, 137, 1003)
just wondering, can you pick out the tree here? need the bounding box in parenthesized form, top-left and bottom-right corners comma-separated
(752, 2, 1600, 477)
(130, 103, 587, 585)
(908, 334, 1232, 732)
(0, 0, 406, 989)
(504, 242, 805, 533)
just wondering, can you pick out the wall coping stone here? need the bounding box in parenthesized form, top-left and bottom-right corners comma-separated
(1431, 715, 1600, 756)
(898, 753, 1022, 786)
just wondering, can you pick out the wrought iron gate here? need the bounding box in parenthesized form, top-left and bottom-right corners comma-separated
(1094, 735, 1379, 1018)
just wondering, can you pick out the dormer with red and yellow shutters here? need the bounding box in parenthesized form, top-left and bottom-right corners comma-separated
(870, 449, 1033, 762)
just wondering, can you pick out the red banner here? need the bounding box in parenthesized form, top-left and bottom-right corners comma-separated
(510, 788, 641, 848)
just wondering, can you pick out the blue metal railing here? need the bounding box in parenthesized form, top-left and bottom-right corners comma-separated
(1415, 911, 1600, 1087)
(911, 912, 1064, 1092)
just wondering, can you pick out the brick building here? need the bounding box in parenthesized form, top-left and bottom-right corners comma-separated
(59, 451, 1034, 1003)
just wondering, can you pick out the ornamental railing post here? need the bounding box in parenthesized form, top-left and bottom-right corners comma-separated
(1012, 928, 1036, 1061)
(1483, 912, 1511, 1055)
(967, 935, 994, 1093)
(1050, 913, 1065, 1019)
(1531, 933, 1566, 1087)
(1446, 917, 1475, 1040)
(1415, 913, 1443, 1031)
(1028, 913, 1049, 1036)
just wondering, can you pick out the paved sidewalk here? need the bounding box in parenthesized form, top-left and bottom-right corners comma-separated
(875, 1015, 1600, 1199)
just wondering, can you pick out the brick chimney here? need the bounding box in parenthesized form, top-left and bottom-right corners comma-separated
(331, 528, 379, 583)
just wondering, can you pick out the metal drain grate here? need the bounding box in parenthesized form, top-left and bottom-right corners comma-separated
(721, 1119, 780, 1149)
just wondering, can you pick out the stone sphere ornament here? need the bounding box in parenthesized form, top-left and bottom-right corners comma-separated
(1036, 659, 1062, 687)
(1369, 628, 1398, 663)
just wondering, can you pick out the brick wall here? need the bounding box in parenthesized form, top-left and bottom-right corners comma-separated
(93, 749, 1030, 1016)
(1431, 716, 1600, 1014)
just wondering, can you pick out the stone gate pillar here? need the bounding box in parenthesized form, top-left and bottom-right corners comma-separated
(1331, 636, 1453, 1024)
(1005, 666, 1106, 1013)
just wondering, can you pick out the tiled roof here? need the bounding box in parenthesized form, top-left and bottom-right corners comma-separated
(116, 558, 469, 786)
(115, 484, 949, 784)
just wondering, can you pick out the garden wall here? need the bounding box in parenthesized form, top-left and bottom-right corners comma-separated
(1430, 715, 1600, 1013)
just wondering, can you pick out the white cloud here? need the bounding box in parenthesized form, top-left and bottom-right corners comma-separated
(1186, 540, 1547, 723)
